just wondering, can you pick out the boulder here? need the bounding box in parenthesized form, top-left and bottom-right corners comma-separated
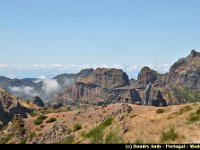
(117, 104, 132, 114)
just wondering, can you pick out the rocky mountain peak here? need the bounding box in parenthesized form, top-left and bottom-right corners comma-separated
(137, 66, 158, 89)
(168, 50, 200, 90)
(78, 68, 129, 88)
(76, 68, 94, 78)
(190, 49, 200, 58)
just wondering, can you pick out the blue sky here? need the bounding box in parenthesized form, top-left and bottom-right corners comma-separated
(0, 0, 200, 79)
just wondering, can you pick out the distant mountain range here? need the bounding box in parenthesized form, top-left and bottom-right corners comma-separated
(0, 68, 94, 101)
(49, 49, 200, 107)
(0, 50, 200, 107)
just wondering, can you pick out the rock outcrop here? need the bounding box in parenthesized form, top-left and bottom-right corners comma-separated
(151, 90, 168, 107)
(50, 68, 141, 105)
(36, 122, 68, 144)
(0, 114, 27, 143)
(77, 68, 129, 88)
(137, 67, 160, 89)
(167, 50, 200, 90)
(32, 96, 44, 107)
(0, 89, 34, 129)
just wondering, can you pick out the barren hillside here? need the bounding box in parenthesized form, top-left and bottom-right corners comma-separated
(1, 102, 200, 144)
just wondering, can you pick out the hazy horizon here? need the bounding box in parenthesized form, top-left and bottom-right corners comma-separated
(1, 0, 200, 79)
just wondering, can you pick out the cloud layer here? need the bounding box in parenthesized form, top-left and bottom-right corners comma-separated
(0, 63, 171, 72)
(9, 86, 38, 97)
(9, 78, 61, 100)
(41, 78, 61, 96)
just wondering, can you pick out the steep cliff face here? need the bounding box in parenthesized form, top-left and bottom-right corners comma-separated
(50, 68, 141, 105)
(77, 68, 129, 88)
(167, 50, 200, 90)
(137, 66, 165, 89)
(136, 66, 168, 106)
(138, 50, 200, 106)
(0, 88, 36, 128)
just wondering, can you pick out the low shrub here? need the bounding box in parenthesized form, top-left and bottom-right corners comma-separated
(73, 123, 82, 131)
(46, 117, 56, 123)
(161, 127, 178, 142)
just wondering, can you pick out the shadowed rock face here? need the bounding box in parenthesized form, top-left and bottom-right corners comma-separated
(32, 96, 44, 107)
(152, 90, 168, 107)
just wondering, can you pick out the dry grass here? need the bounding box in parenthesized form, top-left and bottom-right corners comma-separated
(21, 103, 200, 144)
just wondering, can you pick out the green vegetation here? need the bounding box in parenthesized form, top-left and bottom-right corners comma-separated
(30, 107, 69, 117)
(176, 106, 192, 115)
(37, 115, 47, 121)
(20, 137, 28, 144)
(187, 108, 200, 124)
(86, 117, 116, 144)
(73, 123, 82, 131)
(29, 132, 36, 140)
(102, 117, 113, 126)
(0, 134, 12, 144)
(135, 139, 144, 144)
(34, 119, 43, 125)
(168, 105, 193, 119)
(34, 115, 48, 125)
(105, 131, 122, 144)
(30, 112, 38, 117)
(161, 127, 178, 143)
(56, 136, 74, 144)
(172, 86, 200, 103)
(46, 117, 56, 123)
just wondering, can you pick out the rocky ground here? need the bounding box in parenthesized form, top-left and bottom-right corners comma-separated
(1, 102, 200, 144)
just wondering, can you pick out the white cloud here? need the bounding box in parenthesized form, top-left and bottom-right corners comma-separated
(126, 64, 171, 73)
(127, 64, 140, 72)
(0, 64, 10, 69)
(8, 78, 61, 100)
(9, 86, 38, 97)
(0, 64, 171, 77)
(111, 65, 123, 69)
(42, 78, 61, 96)
(146, 64, 171, 73)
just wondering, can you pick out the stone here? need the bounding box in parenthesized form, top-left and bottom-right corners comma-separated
(31, 122, 68, 144)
